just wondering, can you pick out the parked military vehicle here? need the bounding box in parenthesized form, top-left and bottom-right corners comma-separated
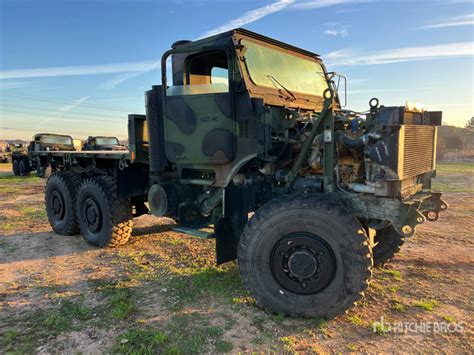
(0, 147, 10, 163)
(83, 136, 127, 151)
(35, 29, 447, 318)
(12, 133, 75, 177)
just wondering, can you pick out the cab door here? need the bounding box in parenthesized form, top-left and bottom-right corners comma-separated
(163, 48, 235, 165)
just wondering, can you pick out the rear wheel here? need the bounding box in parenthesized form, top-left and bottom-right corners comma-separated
(45, 172, 81, 235)
(238, 195, 372, 318)
(372, 225, 405, 267)
(12, 160, 19, 176)
(77, 176, 133, 247)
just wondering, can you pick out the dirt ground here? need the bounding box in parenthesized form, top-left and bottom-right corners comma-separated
(0, 162, 473, 353)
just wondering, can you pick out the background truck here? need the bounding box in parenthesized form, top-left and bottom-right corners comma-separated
(83, 136, 127, 151)
(36, 29, 447, 318)
(12, 133, 75, 177)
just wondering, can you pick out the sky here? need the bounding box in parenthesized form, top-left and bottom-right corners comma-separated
(0, 0, 473, 140)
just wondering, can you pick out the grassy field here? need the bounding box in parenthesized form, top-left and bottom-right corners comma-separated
(0, 162, 472, 353)
(433, 162, 474, 193)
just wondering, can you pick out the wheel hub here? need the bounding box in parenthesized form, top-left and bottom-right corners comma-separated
(288, 251, 318, 279)
(83, 198, 102, 232)
(50, 190, 65, 220)
(271, 233, 336, 295)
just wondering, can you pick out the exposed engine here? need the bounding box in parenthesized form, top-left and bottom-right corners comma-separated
(269, 98, 442, 199)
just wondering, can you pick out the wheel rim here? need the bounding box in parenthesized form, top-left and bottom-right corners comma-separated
(82, 197, 103, 233)
(270, 232, 336, 295)
(50, 190, 65, 221)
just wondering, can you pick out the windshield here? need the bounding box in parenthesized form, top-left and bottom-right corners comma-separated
(96, 137, 119, 145)
(40, 135, 72, 145)
(242, 39, 328, 97)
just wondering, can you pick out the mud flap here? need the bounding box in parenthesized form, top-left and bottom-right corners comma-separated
(214, 217, 239, 264)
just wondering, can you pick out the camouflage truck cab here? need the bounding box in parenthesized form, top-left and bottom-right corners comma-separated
(12, 133, 75, 177)
(42, 29, 447, 318)
(83, 136, 127, 151)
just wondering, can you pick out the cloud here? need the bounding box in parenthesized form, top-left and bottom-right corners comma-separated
(325, 48, 358, 59)
(57, 96, 90, 113)
(292, 0, 371, 10)
(323, 22, 349, 37)
(98, 71, 149, 90)
(201, 0, 294, 38)
(0, 81, 37, 89)
(325, 41, 474, 67)
(419, 13, 474, 29)
(348, 86, 443, 94)
(324, 28, 349, 36)
(0, 60, 160, 80)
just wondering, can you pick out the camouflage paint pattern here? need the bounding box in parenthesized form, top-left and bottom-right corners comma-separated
(160, 29, 327, 186)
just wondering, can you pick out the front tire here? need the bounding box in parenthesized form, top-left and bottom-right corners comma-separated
(77, 176, 133, 247)
(19, 159, 30, 176)
(12, 160, 19, 176)
(238, 195, 372, 319)
(45, 172, 81, 235)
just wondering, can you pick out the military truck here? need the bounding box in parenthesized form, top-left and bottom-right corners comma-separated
(83, 136, 127, 151)
(12, 133, 75, 177)
(35, 29, 447, 318)
(0, 146, 10, 163)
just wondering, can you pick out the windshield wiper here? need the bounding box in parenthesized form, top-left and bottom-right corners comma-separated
(266, 75, 298, 101)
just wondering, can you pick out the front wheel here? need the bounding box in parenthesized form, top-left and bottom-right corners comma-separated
(18, 159, 30, 176)
(76, 176, 133, 247)
(12, 160, 19, 176)
(238, 195, 372, 319)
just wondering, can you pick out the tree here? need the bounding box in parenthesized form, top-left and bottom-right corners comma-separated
(465, 117, 474, 133)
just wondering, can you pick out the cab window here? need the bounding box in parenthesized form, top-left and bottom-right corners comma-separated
(167, 49, 229, 96)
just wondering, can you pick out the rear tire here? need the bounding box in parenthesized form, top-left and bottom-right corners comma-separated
(77, 176, 133, 247)
(238, 194, 372, 319)
(372, 225, 405, 267)
(45, 172, 81, 235)
(12, 160, 19, 176)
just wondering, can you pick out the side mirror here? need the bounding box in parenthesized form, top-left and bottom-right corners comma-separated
(327, 72, 347, 108)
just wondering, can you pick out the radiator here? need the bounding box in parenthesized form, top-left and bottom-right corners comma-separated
(397, 125, 437, 179)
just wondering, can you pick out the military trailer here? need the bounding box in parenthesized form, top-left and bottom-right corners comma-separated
(12, 133, 75, 177)
(36, 29, 447, 318)
(83, 136, 127, 151)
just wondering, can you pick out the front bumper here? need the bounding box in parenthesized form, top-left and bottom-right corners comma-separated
(342, 190, 448, 237)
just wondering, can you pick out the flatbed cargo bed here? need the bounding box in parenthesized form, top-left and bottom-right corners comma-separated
(32, 150, 132, 160)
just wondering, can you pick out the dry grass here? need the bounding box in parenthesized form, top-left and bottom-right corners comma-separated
(0, 163, 472, 353)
